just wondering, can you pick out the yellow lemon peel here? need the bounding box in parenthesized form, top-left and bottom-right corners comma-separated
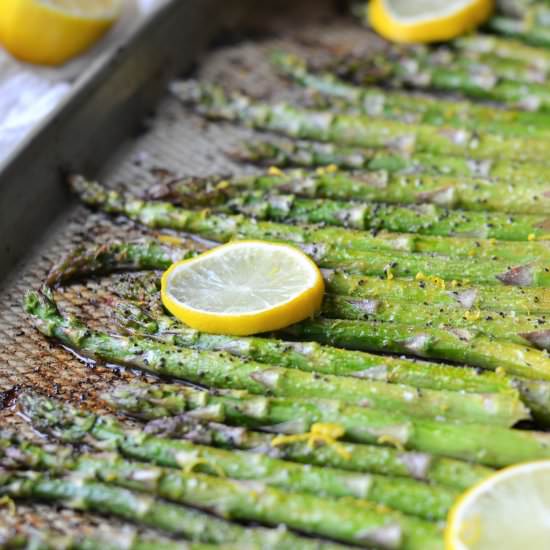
(377, 434, 406, 452)
(268, 166, 284, 177)
(271, 423, 351, 460)
(415, 272, 446, 289)
(464, 309, 481, 321)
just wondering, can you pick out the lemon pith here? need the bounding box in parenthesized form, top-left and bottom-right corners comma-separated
(161, 241, 325, 336)
(0, 0, 120, 65)
(368, 0, 494, 44)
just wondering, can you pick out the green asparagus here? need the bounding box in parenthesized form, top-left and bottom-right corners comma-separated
(0, 470, 336, 550)
(272, 51, 550, 136)
(106, 382, 550, 468)
(283, 317, 550, 381)
(0, 466, 441, 550)
(24, 288, 527, 425)
(488, 4, 550, 48)
(0, 431, 458, 521)
(114, 300, 550, 424)
(172, 80, 550, 163)
(232, 139, 550, 185)
(69, 177, 550, 287)
(19, 392, 493, 491)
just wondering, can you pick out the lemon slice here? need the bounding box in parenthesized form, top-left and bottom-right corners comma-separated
(445, 461, 550, 550)
(368, 0, 494, 44)
(0, 0, 121, 65)
(161, 241, 325, 336)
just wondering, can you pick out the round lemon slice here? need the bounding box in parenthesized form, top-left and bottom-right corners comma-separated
(0, 0, 122, 65)
(161, 241, 325, 336)
(368, 0, 494, 44)
(445, 460, 550, 550)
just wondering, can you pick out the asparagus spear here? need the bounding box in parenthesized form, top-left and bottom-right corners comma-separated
(488, 5, 550, 49)
(0, 431, 458, 522)
(24, 288, 527, 425)
(69, 177, 550, 287)
(172, 80, 550, 163)
(107, 382, 550, 468)
(0, 471, 336, 550)
(334, 47, 550, 111)
(0, 528, 222, 550)
(48, 240, 550, 316)
(454, 34, 550, 71)
(233, 139, 550, 186)
(284, 317, 550, 381)
(272, 51, 550, 136)
(0, 467, 441, 550)
(140, 168, 550, 219)
(19, 392, 493, 492)
(217, 191, 550, 243)
(115, 300, 550, 424)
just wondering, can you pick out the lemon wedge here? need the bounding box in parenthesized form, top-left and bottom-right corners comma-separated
(0, 0, 122, 65)
(445, 460, 550, 550)
(368, 0, 494, 44)
(161, 241, 325, 336)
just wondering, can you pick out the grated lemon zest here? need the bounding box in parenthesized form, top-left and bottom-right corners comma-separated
(158, 234, 187, 246)
(464, 309, 481, 321)
(386, 268, 394, 281)
(528, 233, 536, 241)
(325, 164, 338, 173)
(268, 166, 284, 177)
(377, 434, 405, 452)
(216, 180, 230, 190)
(415, 272, 446, 289)
(271, 423, 351, 460)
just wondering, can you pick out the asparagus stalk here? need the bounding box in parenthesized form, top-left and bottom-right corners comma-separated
(488, 5, 550, 48)
(0, 467, 441, 550)
(140, 168, 550, 219)
(335, 48, 550, 111)
(69, 177, 550, 287)
(454, 34, 550, 72)
(24, 288, 527, 426)
(172, 80, 550, 163)
(48, 240, 550, 317)
(217, 191, 550, 243)
(284, 317, 550, 381)
(19, 392, 493, 492)
(114, 300, 550, 424)
(0, 528, 221, 550)
(106, 382, 550, 468)
(0, 471, 334, 550)
(272, 51, 550, 136)
(232, 139, 550, 186)
(0, 431, 458, 522)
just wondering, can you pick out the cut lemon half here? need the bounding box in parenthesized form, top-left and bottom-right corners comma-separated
(0, 0, 121, 65)
(445, 460, 550, 550)
(368, 0, 494, 44)
(161, 241, 325, 336)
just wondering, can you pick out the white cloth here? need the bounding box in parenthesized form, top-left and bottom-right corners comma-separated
(0, 0, 165, 165)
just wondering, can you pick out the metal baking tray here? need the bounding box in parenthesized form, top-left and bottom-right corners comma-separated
(0, 0, 358, 533)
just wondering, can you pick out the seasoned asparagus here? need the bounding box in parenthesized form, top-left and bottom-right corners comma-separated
(107, 383, 550, 468)
(0, 431, 458, 521)
(0, 466, 441, 550)
(272, 51, 550, 136)
(283, 317, 550, 381)
(24, 288, 527, 425)
(488, 4, 550, 48)
(115, 300, 550, 424)
(172, 80, 550, 163)
(0, 470, 336, 550)
(334, 48, 550, 111)
(233, 138, 550, 186)
(69, 177, 550, 287)
(19, 392, 493, 491)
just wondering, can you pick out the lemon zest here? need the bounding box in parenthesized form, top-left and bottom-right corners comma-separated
(464, 309, 481, 321)
(268, 166, 284, 177)
(325, 164, 338, 173)
(495, 367, 507, 377)
(183, 458, 226, 478)
(377, 434, 406, 452)
(216, 180, 230, 190)
(386, 267, 394, 281)
(271, 423, 351, 460)
(158, 234, 187, 246)
(415, 272, 446, 289)
(450, 280, 459, 288)
(528, 233, 536, 241)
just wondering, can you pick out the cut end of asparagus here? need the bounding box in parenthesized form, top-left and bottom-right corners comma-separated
(521, 330, 550, 351)
(497, 264, 535, 286)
